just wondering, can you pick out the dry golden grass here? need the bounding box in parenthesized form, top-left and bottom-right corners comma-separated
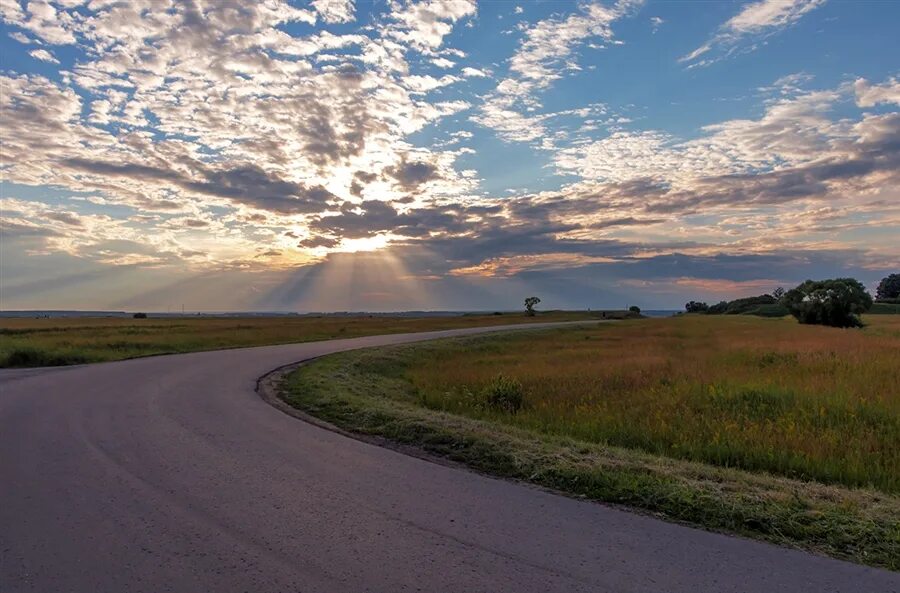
(404, 315, 900, 492)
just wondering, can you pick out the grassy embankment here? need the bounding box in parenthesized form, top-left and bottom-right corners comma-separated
(0, 311, 597, 368)
(282, 315, 900, 569)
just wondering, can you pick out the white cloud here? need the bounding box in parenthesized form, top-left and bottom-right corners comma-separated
(0, 0, 78, 44)
(460, 66, 489, 77)
(681, 0, 826, 66)
(555, 87, 850, 186)
(727, 0, 824, 33)
(431, 56, 455, 68)
(404, 74, 461, 93)
(311, 0, 356, 24)
(8, 31, 31, 43)
(475, 1, 641, 143)
(386, 0, 477, 52)
(28, 48, 59, 63)
(508, 1, 638, 86)
(854, 78, 900, 107)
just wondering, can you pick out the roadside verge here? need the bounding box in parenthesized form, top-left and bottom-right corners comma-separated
(263, 335, 900, 571)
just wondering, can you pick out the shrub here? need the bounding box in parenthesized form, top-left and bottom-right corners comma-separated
(783, 278, 873, 328)
(628, 305, 641, 313)
(480, 374, 525, 413)
(133, 312, 148, 319)
(3, 347, 91, 367)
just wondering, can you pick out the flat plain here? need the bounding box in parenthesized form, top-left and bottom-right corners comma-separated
(283, 315, 900, 569)
(0, 311, 593, 367)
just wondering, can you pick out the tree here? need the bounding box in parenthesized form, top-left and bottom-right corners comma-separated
(772, 287, 785, 301)
(876, 274, 900, 301)
(628, 305, 641, 313)
(685, 301, 708, 313)
(782, 278, 873, 328)
(707, 301, 729, 315)
(133, 312, 147, 319)
(524, 296, 541, 316)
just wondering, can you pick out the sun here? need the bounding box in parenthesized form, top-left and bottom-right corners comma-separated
(333, 234, 393, 253)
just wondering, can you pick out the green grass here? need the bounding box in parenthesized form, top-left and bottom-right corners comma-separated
(281, 315, 900, 569)
(0, 311, 595, 368)
(871, 302, 900, 315)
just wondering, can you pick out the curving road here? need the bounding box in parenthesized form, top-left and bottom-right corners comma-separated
(1, 323, 896, 593)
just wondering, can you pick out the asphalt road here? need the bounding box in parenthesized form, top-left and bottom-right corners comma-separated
(1, 323, 896, 593)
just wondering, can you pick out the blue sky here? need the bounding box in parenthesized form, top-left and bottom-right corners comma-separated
(1, 0, 898, 312)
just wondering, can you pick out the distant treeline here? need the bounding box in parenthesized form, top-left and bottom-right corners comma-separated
(684, 294, 787, 317)
(684, 273, 900, 327)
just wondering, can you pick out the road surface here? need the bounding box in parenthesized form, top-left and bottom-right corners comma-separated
(1, 323, 896, 593)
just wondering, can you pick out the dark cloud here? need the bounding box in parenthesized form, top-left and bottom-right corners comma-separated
(297, 235, 340, 249)
(62, 158, 337, 214)
(0, 219, 64, 238)
(44, 211, 84, 226)
(354, 171, 378, 183)
(383, 159, 442, 191)
(349, 170, 379, 197)
(589, 216, 666, 229)
(645, 114, 900, 214)
(185, 165, 335, 214)
(183, 219, 209, 228)
(308, 200, 490, 241)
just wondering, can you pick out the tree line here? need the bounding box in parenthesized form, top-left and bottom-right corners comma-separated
(685, 274, 899, 328)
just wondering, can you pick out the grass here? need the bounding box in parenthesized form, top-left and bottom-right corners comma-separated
(281, 315, 900, 569)
(0, 311, 596, 368)
(871, 302, 900, 315)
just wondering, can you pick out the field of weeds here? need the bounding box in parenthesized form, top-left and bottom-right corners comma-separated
(403, 315, 900, 492)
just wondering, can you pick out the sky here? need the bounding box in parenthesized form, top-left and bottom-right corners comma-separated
(0, 0, 898, 312)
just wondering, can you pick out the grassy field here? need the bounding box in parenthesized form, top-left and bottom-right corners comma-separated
(871, 301, 900, 314)
(0, 311, 595, 368)
(282, 315, 900, 568)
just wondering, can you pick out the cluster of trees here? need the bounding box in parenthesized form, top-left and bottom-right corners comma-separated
(877, 273, 900, 303)
(519, 273, 900, 327)
(685, 273, 898, 328)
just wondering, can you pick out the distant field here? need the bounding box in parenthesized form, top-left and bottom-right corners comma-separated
(0, 311, 596, 368)
(871, 301, 900, 314)
(283, 315, 900, 568)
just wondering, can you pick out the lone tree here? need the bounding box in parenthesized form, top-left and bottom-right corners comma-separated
(772, 286, 785, 301)
(685, 301, 708, 313)
(524, 296, 541, 316)
(628, 305, 641, 313)
(876, 273, 900, 301)
(782, 278, 872, 328)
